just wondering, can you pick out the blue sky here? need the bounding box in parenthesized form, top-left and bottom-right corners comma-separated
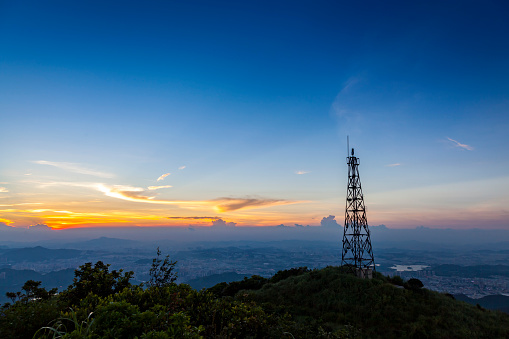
(1, 1, 508, 229)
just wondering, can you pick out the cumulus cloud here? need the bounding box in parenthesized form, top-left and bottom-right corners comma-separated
(385, 163, 401, 167)
(28, 223, 53, 231)
(178, 166, 186, 170)
(148, 185, 173, 190)
(320, 215, 339, 228)
(446, 137, 474, 151)
(211, 218, 237, 228)
(295, 170, 310, 175)
(157, 173, 171, 181)
(33, 161, 114, 178)
(0, 187, 8, 193)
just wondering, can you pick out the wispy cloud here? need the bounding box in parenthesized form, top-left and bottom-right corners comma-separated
(446, 137, 474, 151)
(30, 180, 101, 190)
(98, 185, 304, 212)
(295, 170, 310, 175)
(31, 179, 304, 213)
(33, 161, 115, 178)
(331, 76, 362, 118)
(212, 197, 299, 212)
(0, 203, 43, 207)
(178, 166, 186, 170)
(0, 187, 8, 193)
(97, 184, 156, 202)
(157, 173, 171, 181)
(96, 184, 200, 207)
(148, 185, 173, 190)
(385, 163, 401, 167)
(168, 216, 219, 220)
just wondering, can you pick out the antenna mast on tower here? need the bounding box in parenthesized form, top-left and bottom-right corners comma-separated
(341, 139, 375, 278)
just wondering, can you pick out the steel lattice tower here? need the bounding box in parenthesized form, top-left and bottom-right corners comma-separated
(341, 147, 375, 276)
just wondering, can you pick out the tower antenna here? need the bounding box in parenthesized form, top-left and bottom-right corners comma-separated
(341, 141, 375, 278)
(347, 135, 349, 158)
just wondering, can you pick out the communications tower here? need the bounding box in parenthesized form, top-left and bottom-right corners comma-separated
(341, 144, 375, 278)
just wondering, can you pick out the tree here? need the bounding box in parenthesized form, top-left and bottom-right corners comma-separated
(5, 280, 57, 304)
(148, 247, 178, 288)
(405, 278, 424, 290)
(61, 261, 133, 306)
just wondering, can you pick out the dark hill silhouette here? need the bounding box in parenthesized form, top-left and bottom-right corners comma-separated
(185, 271, 249, 290)
(0, 267, 75, 304)
(0, 246, 82, 262)
(61, 237, 140, 250)
(209, 266, 509, 337)
(433, 264, 509, 278)
(2, 264, 509, 338)
(455, 294, 509, 313)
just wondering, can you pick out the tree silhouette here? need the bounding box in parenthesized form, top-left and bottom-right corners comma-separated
(148, 247, 178, 288)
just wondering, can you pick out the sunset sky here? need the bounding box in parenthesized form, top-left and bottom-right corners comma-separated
(1, 1, 508, 230)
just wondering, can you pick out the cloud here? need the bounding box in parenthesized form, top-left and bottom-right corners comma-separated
(295, 170, 310, 175)
(178, 166, 186, 170)
(331, 77, 362, 118)
(211, 218, 237, 228)
(0, 203, 43, 207)
(157, 173, 171, 181)
(446, 137, 474, 151)
(97, 184, 157, 202)
(34, 180, 304, 213)
(99, 186, 303, 212)
(28, 223, 53, 231)
(320, 215, 339, 228)
(148, 185, 173, 190)
(168, 216, 219, 220)
(96, 184, 202, 207)
(33, 161, 114, 178)
(0, 187, 8, 193)
(385, 163, 401, 167)
(212, 197, 298, 212)
(0, 220, 14, 227)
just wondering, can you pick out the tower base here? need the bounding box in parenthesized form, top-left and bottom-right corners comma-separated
(356, 268, 373, 279)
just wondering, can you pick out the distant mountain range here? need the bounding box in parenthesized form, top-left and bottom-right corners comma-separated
(59, 236, 141, 250)
(434, 264, 509, 278)
(0, 267, 75, 304)
(0, 246, 82, 262)
(455, 294, 509, 313)
(185, 272, 250, 290)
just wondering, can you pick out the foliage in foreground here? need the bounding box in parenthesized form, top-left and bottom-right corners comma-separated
(1, 258, 509, 338)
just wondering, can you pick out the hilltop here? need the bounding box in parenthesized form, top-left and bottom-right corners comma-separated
(212, 266, 509, 337)
(1, 263, 508, 338)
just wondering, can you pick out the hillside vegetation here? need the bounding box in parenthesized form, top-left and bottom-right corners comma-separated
(1, 259, 508, 338)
